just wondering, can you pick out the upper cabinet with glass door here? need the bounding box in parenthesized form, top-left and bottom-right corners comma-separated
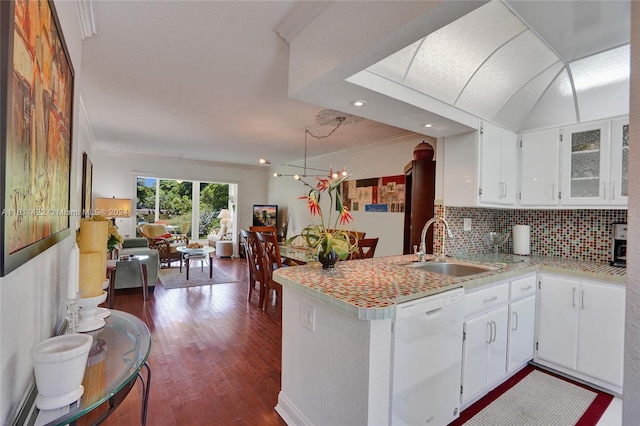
(560, 120, 614, 206)
(609, 118, 629, 205)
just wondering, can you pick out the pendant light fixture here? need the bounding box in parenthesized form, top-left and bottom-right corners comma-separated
(259, 109, 362, 184)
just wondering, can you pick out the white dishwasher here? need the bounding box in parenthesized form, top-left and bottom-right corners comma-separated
(390, 287, 465, 426)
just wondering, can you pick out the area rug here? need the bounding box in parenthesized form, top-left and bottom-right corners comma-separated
(452, 365, 614, 426)
(158, 266, 239, 289)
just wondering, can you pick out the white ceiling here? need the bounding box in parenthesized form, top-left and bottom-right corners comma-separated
(358, 0, 630, 133)
(79, 0, 630, 167)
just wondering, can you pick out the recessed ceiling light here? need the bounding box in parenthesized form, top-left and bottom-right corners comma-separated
(351, 100, 366, 107)
(422, 123, 433, 128)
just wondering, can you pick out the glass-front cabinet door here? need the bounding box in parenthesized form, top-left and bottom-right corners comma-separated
(609, 117, 629, 205)
(560, 120, 611, 205)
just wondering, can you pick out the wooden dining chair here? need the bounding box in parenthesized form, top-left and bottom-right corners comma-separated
(250, 226, 276, 234)
(342, 231, 366, 260)
(357, 238, 379, 259)
(256, 232, 283, 322)
(241, 229, 266, 308)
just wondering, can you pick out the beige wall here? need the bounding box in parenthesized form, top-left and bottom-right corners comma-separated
(90, 150, 270, 245)
(267, 135, 429, 257)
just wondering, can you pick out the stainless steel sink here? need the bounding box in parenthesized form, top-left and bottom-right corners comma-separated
(406, 261, 497, 277)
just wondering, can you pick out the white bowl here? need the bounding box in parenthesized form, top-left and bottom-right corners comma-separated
(31, 334, 93, 399)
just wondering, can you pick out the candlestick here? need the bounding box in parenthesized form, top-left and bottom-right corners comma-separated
(67, 242, 80, 300)
(79, 252, 105, 298)
(79, 221, 108, 253)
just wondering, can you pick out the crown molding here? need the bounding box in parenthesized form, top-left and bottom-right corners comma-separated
(75, 0, 97, 39)
(275, 1, 330, 42)
(77, 95, 97, 146)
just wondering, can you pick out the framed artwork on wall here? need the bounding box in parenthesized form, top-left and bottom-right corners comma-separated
(0, 0, 75, 276)
(81, 153, 93, 217)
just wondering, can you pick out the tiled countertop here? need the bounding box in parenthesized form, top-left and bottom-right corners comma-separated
(273, 254, 626, 321)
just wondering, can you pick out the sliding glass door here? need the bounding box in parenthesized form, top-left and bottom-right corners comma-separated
(136, 177, 229, 241)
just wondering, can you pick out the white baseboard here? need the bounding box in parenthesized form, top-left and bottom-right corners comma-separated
(275, 392, 313, 426)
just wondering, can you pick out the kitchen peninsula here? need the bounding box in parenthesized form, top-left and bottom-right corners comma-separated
(272, 254, 625, 425)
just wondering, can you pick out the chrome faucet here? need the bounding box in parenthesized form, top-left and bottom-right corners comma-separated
(416, 216, 454, 262)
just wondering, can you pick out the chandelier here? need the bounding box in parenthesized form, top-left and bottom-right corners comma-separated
(259, 109, 363, 184)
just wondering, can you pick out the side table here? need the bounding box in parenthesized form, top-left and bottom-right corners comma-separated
(13, 311, 152, 426)
(108, 256, 149, 308)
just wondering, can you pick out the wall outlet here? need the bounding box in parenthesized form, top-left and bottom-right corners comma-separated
(300, 302, 315, 331)
(463, 218, 472, 231)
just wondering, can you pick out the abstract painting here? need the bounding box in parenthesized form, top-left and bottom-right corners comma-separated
(0, 0, 74, 276)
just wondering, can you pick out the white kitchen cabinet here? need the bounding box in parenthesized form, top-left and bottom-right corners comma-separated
(507, 275, 536, 373)
(479, 122, 518, 205)
(461, 283, 509, 405)
(519, 128, 560, 206)
(507, 297, 536, 372)
(560, 120, 611, 205)
(576, 281, 625, 387)
(461, 306, 508, 405)
(443, 130, 480, 207)
(609, 117, 629, 205)
(535, 274, 625, 392)
(443, 121, 517, 207)
(519, 117, 627, 208)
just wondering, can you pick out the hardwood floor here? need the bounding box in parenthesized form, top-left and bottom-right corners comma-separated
(90, 257, 286, 426)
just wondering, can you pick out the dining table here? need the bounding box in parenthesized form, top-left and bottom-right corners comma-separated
(278, 245, 318, 265)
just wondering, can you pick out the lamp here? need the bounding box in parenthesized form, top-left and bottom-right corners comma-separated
(259, 109, 361, 181)
(217, 209, 231, 234)
(94, 197, 131, 226)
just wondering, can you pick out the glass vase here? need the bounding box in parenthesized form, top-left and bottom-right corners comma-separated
(318, 246, 339, 270)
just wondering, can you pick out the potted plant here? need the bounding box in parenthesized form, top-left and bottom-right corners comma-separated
(288, 167, 358, 269)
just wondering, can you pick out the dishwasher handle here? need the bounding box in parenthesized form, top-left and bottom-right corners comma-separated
(424, 308, 442, 318)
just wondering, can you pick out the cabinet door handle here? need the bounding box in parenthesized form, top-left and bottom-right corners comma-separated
(572, 287, 577, 307)
(611, 181, 616, 199)
(521, 285, 532, 291)
(483, 296, 498, 303)
(500, 182, 507, 199)
(486, 322, 492, 343)
(512, 312, 518, 331)
(491, 321, 497, 342)
(581, 290, 585, 309)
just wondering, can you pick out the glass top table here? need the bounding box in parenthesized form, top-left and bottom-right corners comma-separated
(25, 310, 152, 426)
(176, 246, 215, 280)
(278, 245, 318, 264)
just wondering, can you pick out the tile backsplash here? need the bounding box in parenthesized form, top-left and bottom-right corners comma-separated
(439, 206, 627, 263)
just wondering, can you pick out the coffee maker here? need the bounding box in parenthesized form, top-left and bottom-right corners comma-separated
(610, 223, 627, 267)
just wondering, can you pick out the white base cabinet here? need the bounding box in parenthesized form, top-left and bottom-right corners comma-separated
(462, 305, 508, 405)
(461, 274, 538, 408)
(461, 280, 512, 406)
(507, 275, 537, 373)
(535, 274, 625, 393)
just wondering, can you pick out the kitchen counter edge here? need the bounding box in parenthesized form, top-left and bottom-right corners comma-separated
(273, 254, 626, 321)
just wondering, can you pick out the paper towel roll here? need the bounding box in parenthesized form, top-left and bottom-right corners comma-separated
(513, 225, 530, 255)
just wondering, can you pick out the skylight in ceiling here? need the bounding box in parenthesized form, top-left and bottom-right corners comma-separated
(570, 44, 630, 95)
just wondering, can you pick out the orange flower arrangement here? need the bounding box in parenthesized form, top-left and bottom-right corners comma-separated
(288, 167, 357, 260)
